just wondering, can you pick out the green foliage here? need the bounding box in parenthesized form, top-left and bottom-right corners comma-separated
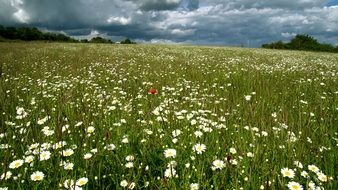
(0, 25, 77, 42)
(89, 37, 113, 44)
(262, 34, 338, 53)
(0, 25, 113, 44)
(120, 38, 136, 44)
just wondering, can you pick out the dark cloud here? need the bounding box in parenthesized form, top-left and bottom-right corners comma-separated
(0, 0, 338, 46)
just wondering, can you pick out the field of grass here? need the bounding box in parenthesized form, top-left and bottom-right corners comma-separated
(0, 42, 337, 190)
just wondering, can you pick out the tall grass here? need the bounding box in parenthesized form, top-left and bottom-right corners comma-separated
(0, 42, 337, 189)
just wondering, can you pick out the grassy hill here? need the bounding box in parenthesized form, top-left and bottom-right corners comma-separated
(0, 42, 337, 189)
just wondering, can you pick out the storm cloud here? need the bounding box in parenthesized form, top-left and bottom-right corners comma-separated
(0, 0, 338, 46)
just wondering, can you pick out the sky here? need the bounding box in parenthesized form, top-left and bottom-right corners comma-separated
(1, 0, 338, 47)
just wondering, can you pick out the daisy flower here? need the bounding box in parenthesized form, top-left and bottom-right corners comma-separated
(212, 159, 225, 170)
(193, 143, 206, 154)
(190, 183, 199, 190)
(287, 181, 303, 190)
(281, 168, 295, 178)
(30, 171, 44, 181)
(164, 148, 176, 158)
(120, 180, 128, 187)
(9, 159, 24, 169)
(76, 177, 88, 186)
(308, 165, 319, 173)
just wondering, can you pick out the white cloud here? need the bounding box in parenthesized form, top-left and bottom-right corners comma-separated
(13, 8, 29, 23)
(281, 32, 297, 38)
(107, 16, 131, 25)
(0, 0, 338, 46)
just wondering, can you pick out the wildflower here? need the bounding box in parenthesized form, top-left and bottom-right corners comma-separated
(247, 152, 254, 157)
(125, 155, 135, 161)
(164, 149, 176, 158)
(0, 171, 12, 180)
(30, 171, 44, 181)
(9, 159, 24, 169)
(229, 147, 237, 154)
(308, 165, 319, 173)
(287, 181, 303, 190)
(64, 162, 74, 170)
(301, 171, 308, 178)
(84, 153, 92, 159)
(90, 148, 98, 154)
(167, 161, 177, 168)
(230, 159, 238, 165)
(37, 116, 48, 125)
(190, 183, 199, 190)
(87, 126, 95, 133)
(25, 155, 34, 163)
(194, 131, 203, 137)
(39, 151, 51, 161)
(64, 179, 75, 188)
(106, 144, 116, 150)
(16, 107, 27, 119)
(244, 95, 252, 101)
(308, 181, 316, 190)
(122, 137, 129, 144)
(293, 161, 303, 169)
(192, 143, 206, 154)
(75, 122, 83, 127)
(281, 168, 295, 178)
(212, 159, 225, 170)
(172, 129, 182, 137)
(317, 172, 327, 182)
(125, 162, 134, 168)
(76, 177, 88, 186)
(120, 180, 128, 187)
(148, 88, 157, 95)
(164, 168, 176, 178)
(62, 149, 74, 157)
(128, 182, 135, 189)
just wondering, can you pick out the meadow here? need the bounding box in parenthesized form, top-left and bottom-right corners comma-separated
(0, 42, 337, 190)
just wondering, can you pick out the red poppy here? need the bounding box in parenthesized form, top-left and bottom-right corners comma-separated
(148, 88, 157, 95)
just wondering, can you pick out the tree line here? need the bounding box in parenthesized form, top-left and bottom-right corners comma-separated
(262, 34, 338, 53)
(0, 25, 136, 44)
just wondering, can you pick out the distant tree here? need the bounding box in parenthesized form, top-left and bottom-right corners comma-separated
(120, 38, 136, 44)
(262, 41, 286, 49)
(262, 34, 338, 53)
(89, 37, 113, 44)
(80, 39, 89, 43)
(0, 25, 80, 42)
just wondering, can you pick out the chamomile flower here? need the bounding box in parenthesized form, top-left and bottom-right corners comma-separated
(120, 180, 128, 187)
(164, 168, 176, 178)
(0, 171, 12, 180)
(86, 126, 95, 133)
(308, 165, 319, 173)
(84, 153, 92, 159)
(190, 183, 199, 190)
(192, 143, 206, 154)
(62, 149, 74, 157)
(317, 172, 328, 182)
(30, 171, 44, 181)
(281, 168, 295, 179)
(287, 181, 303, 190)
(9, 159, 24, 169)
(229, 147, 237, 154)
(39, 151, 51, 161)
(76, 177, 88, 186)
(125, 162, 134, 168)
(212, 159, 225, 170)
(164, 148, 176, 158)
